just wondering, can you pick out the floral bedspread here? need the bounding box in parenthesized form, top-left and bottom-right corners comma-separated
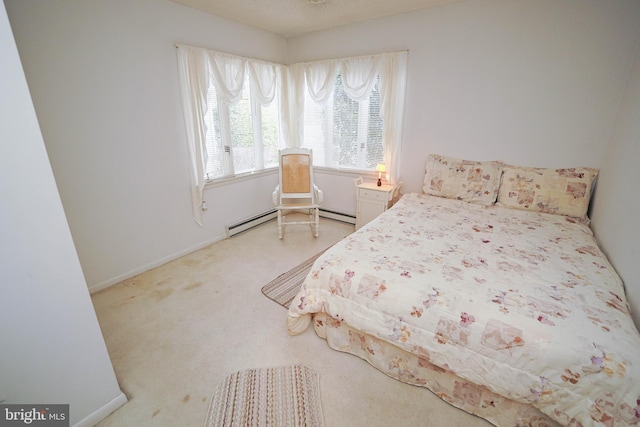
(288, 193, 640, 426)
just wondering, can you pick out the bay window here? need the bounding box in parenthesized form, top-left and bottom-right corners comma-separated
(177, 44, 407, 225)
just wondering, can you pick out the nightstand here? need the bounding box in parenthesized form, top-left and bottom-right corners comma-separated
(354, 178, 399, 230)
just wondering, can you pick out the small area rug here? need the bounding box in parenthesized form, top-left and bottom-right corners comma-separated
(205, 365, 324, 427)
(261, 248, 328, 309)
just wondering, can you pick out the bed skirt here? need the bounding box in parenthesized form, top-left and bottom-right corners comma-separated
(312, 312, 561, 427)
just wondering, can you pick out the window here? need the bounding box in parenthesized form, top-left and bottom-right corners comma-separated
(177, 44, 407, 226)
(203, 73, 280, 181)
(304, 70, 383, 170)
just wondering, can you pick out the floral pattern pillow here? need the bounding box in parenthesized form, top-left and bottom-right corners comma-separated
(497, 165, 598, 219)
(422, 154, 502, 206)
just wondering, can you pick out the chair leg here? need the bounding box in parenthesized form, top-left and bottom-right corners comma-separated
(277, 210, 284, 239)
(313, 207, 319, 238)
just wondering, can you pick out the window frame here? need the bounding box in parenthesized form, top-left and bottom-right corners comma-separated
(203, 72, 281, 183)
(301, 69, 384, 172)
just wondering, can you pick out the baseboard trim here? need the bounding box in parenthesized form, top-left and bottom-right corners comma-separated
(73, 392, 127, 427)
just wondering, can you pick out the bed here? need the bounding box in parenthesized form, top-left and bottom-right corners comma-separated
(287, 155, 640, 427)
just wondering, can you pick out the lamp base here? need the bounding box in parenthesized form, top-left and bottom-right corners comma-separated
(377, 178, 382, 187)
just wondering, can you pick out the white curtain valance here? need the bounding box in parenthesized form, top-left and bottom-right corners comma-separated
(302, 54, 384, 104)
(339, 56, 380, 102)
(304, 60, 336, 104)
(247, 60, 278, 105)
(206, 50, 246, 104)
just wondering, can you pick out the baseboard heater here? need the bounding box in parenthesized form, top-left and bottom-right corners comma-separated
(319, 208, 356, 225)
(225, 208, 356, 238)
(225, 210, 277, 237)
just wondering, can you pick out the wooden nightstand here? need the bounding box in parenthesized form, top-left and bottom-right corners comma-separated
(354, 178, 400, 230)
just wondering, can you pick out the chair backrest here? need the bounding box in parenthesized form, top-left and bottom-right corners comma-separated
(278, 148, 316, 203)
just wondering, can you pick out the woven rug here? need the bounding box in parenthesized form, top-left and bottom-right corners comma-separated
(261, 248, 329, 309)
(205, 365, 324, 427)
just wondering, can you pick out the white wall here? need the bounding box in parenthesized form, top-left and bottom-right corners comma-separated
(590, 44, 640, 328)
(6, 0, 640, 294)
(0, 2, 126, 425)
(5, 0, 288, 290)
(288, 0, 640, 193)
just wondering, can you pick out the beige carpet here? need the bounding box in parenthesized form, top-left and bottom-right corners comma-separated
(91, 215, 492, 427)
(261, 248, 329, 309)
(206, 365, 324, 427)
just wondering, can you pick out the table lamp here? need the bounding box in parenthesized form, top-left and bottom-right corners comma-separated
(376, 163, 386, 187)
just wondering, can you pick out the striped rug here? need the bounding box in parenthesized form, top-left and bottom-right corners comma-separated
(205, 365, 324, 427)
(261, 248, 329, 309)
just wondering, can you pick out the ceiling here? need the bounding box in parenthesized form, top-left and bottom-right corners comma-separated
(170, 0, 466, 38)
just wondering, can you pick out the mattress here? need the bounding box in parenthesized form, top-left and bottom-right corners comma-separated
(288, 193, 640, 426)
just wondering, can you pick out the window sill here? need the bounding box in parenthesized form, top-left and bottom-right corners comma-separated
(314, 166, 378, 180)
(204, 167, 277, 189)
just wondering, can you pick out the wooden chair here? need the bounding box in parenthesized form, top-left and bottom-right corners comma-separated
(272, 148, 323, 239)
